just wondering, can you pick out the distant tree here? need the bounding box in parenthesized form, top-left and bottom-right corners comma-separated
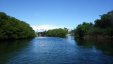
(46, 28, 68, 38)
(64, 27, 68, 33)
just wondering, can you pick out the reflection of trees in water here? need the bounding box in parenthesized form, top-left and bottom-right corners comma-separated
(0, 39, 33, 64)
(74, 38, 94, 48)
(95, 40, 113, 56)
(74, 37, 113, 56)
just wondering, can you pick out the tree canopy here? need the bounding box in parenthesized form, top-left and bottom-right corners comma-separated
(74, 10, 113, 38)
(0, 12, 36, 39)
(46, 28, 68, 38)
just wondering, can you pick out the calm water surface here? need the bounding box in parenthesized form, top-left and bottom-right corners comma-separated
(0, 36, 113, 64)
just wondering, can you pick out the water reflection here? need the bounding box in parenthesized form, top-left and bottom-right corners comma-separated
(0, 37, 113, 64)
(0, 39, 33, 64)
(75, 38, 113, 56)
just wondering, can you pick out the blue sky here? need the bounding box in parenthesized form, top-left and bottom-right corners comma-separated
(0, 0, 113, 31)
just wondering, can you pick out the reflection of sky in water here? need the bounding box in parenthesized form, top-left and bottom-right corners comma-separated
(0, 36, 113, 64)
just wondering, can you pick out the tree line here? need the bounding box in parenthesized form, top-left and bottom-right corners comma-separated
(0, 12, 36, 39)
(1, 10, 113, 39)
(37, 28, 68, 38)
(46, 28, 68, 38)
(74, 10, 113, 39)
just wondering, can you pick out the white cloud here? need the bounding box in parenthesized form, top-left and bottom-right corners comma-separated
(31, 25, 60, 32)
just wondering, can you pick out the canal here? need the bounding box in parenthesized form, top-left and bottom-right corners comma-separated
(0, 36, 113, 64)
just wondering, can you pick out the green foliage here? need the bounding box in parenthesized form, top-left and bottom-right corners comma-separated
(74, 22, 93, 37)
(0, 12, 36, 39)
(74, 10, 113, 38)
(46, 28, 68, 38)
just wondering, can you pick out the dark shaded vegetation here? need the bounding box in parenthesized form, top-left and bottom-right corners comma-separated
(0, 12, 36, 39)
(75, 38, 113, 56)
(45, 28, 68, 38)
(0, 39, 33, 64)
(37, 31, 47, 37)
(74, 10, 113, 39)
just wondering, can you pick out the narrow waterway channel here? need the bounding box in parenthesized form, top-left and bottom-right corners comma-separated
(0, 36, 113, 64)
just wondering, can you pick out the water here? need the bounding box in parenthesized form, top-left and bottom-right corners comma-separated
(0, 36, 113, 64)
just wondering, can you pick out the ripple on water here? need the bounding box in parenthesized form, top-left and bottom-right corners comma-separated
(0, 36, 113, 64)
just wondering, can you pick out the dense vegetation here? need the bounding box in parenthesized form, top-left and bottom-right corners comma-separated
(74, 10, 113, 39)
(0, 12, 36, 39)
(46, 28, 68, 38)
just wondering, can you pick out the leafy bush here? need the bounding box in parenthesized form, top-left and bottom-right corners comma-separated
(46, 28, 68, 38)
(0, 12, 36, 39)
(74, 10, 113, 38)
